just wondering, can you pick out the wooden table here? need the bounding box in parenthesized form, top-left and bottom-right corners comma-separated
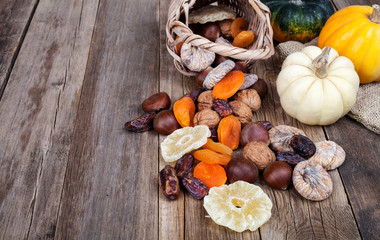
(0, 0, 379, 239)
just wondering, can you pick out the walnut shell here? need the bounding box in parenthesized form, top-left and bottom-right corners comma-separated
(234, 89, 261, 112)
(218, 19, 233, 38)
(293, 161, 333, 201)
(229, 100, 253, 126)
(203, 59, 235, 89)
(197, 90, 216, 111)
(309, 141, 345, 170)
(240, 74, 258, 90)
(269, 125, 306, 152)
(243, 141, 275, 170)
(193, 109, 221, 128)
(189, 5, 236, 24)
(181, 43, 215, 72)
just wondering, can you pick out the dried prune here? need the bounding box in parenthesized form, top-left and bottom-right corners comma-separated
(182, 176, 209, 200)
(209, 126, 218, 142)
(159, 165, 180, 200)
(256, 121, 272, 131)
(290, 135, 316, 159)
(174, 153, 194, 178)
(125, 112, 156, 132)
(184, 89, 204, 103)
(213, 99, 232, 117)
(276, 151, 306, 168)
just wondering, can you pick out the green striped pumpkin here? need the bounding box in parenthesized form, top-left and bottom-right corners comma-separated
(262, 0, 334, 43)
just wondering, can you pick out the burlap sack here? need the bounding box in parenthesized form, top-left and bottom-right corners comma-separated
(276, 38, 380, 134)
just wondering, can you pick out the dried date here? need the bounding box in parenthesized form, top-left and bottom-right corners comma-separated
(209, 126, 218, 142)
(183, 89, 204, 103)
(174, 153, 194, 178)
(213, 99, 232, 117)
(290, 135, 316, 159)
(256, 121, 272, 131)
(125, 112, 156, 132)
(159, 165, 180, 200)
(276, 151, 306, 168)
(182, 176, 209, 200)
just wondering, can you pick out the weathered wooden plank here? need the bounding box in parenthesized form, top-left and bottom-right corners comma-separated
(0, 0, 99, 239)
(325, 0, 380, 239)
(54, 0, 160, 239)
(158, 0, 185, 239)
(0, 0, 38, 97)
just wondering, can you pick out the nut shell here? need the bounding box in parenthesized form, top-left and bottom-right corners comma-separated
(197, 90, 216, 111)
(181, 43, 215, 72)
(293, 161, 333, 201)
(309, 141, 345, 170)
(229, 100, 253, 126)
(269, 125, 306, 152)
(243, 141, 275, 170)
(234, 89, 261, 112)
(203, 60, 235, 89)
(193, 109, 221, 128)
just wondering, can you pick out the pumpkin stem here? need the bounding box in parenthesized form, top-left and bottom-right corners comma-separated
(370, 5, 380, 24)
(312, 47, 331, 79)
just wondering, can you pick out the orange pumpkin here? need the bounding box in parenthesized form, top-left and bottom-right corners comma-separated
(318, 5, 380, 84)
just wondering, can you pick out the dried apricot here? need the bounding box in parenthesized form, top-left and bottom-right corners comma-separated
(173, 97, 196, 127)
(217, 115, 241, 150)
(194, 162, 227, 188)
(231, 17, 248, 38)
(194, 149, 231, 166)
(213, 71, 244, 99)
(232, 31, 254, 48)
(202, 138, 233, 155)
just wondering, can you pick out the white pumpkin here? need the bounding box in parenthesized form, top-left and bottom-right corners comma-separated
(277, 46, 359, 125)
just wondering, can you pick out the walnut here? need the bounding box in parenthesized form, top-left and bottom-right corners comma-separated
(234, 89, 261, 112)
(218, 19, 233, 38)
(181, 43, 215, 72)
(229, 100, 253, 126)
(197, 90, 216, 111)
(193, 109, 221, 128)
(243, 141, 275, 170)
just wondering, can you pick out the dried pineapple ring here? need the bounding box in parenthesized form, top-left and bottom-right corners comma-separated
(204, 181, 272, 232)
(161, 125, 211, 162)
(309, 140, 345, 170)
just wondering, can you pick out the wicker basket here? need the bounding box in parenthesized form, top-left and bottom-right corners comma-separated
(166, 0, 274, 76)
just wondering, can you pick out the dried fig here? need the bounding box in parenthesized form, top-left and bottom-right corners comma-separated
(203, 60, 235, 89)
(269, 125, 306, 152)
(195, 67, 213, 88)
(181, 43, 215, 72)
(239, 74, 258, 90)
(309, 141, 345, 170)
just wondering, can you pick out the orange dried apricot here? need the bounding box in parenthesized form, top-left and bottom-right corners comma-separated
(194, 162, 227, 188)
(232, 31, 254, 48)
(217, 115, 241, 150)
(213, 71, 244, 99)
(194, 149, 231, 166)
(173, 97, 196, 127)
(202, 138, 233, 155)
(231, 17, 248, 38)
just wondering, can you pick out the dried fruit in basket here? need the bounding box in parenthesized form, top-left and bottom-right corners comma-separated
(161, 125, 210, 162)
(232, 31, 254, 48)
(189, 5, 236, 24)
(194, 162, 227, 188)
(194, 149, 231, 166)
(180, 43, 215, 72)
(203, 181, 272, 232)
(213, 71, 244, 99)
(217, 115, 241, 150)
(173, 96, 196, 127)
(231, 17, 249, 38)
(203, 59, 235, 89)
(202, 138, 233, 155)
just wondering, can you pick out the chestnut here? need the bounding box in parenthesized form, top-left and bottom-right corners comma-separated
(256, 121, 272, 131)
(225, 158, 259, 184)
(251, 78, 268, 99)
(240, 122, 270, 146)
(142, 92, 171, 113)
(263, 161, 292, 190)
(195, 67, 213, 88)
(153, 110, 180, 135)
(232, 62, 249, 73)
(212, 55, 228, 67)
(199, 22, 220, 42)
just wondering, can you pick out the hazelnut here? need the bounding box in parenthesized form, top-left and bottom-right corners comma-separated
(197, 90, 216, 111)
(193, 109, 221, 128)
(228, 100, 253, 126)
(243, 141, 275, 171)
(251, 78, 268, 99)
(234, 89, 261, 112)
(218, 19, 233, 38)
(199, 22, 220, 42)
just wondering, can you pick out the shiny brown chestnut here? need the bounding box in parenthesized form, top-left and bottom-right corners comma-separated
(240, 122, 270, 146)
(225, 158, 259, 184)
(263, 161, 293, 190)
(199, 22, 220, 42)
(142, 92, 171, 113)
(232, 62, 249, 73)
(212, 55, 229, 67)
(153, 110, 180, 135)
(195, 67, 213, 88)
(251, 78, 268, 99)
